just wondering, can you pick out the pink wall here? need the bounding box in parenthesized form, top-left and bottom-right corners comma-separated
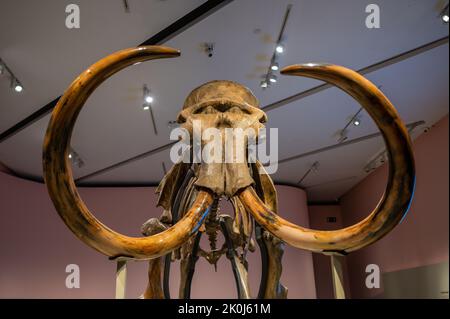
(340, 115, 449, 298)
(2, 115, 446, 299)
(0, 171, 316, 299)
(186, 185, 316, 299)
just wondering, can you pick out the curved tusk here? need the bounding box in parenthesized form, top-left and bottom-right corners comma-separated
(43, 46, 214, 260)
(239, 63, 415, 254)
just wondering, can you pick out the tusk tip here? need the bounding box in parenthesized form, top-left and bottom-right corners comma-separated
(137, 45, 181, 57)
(280, 63, 332, 75)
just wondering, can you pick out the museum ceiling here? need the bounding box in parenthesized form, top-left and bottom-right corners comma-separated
(0, 0, 448, 202)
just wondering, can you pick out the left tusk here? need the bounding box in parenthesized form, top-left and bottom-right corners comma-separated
(43, 46, 214, 260)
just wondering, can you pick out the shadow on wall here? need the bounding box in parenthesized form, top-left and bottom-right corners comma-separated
(0, 171, 316, 299)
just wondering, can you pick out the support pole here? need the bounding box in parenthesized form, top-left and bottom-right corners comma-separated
(331, 255, 346, 299)
(115, 259, 128, 299)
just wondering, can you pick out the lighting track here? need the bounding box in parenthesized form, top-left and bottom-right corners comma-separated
(0, 0, 235, 143)
(305, 176, 358, 190)
(337, 107, 364, 143)
(260, 4, 292, 88)
(262, 36, 449, 112)
(61, 36, 448, 186)
(0, 20, 446, 185)
(75, 141, 176, 183)
(276, 120, 425, 166)
(297, 161, 319, 186)
(0, 57, 24, 93)
(122, 0, 130, 13)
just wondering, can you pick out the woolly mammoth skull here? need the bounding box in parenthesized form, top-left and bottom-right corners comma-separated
(42, 46, 415, 295)
(177, 80, 268, 197)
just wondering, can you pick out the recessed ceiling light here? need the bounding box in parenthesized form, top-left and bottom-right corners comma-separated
(269, 74, 277, 83)
(443, 14, 449, 23)
(271, 62, 279, 71)
(260, 80, 268, 88)
(143, 104, 150, 111)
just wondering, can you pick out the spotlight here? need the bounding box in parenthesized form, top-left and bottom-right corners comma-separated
(1, 59, 24, 94)
(441, 5, 449, 23)
(353, 118, 361, 126)
(14, 84, 23, 92)
(143, 84, 153, 107)
(275, 44, 284, 54)
(12, 79, 23, 93)
(269, 74, 277, 83)
(271, 62, 279, 71)
(145, 95, 153, 104)
(68, 149, 85, 168)
(364, 152, 387, 173)
(257, 5, 292, 89)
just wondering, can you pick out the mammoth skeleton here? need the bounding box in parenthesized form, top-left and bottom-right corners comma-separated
(43, 46, 415, 299)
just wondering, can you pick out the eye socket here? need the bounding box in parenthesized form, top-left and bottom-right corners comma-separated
(193, 105, 217, 114)
(192, 103, 252, 114)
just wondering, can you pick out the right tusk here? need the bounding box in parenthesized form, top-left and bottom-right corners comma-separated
(239, 63, 415, 255)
